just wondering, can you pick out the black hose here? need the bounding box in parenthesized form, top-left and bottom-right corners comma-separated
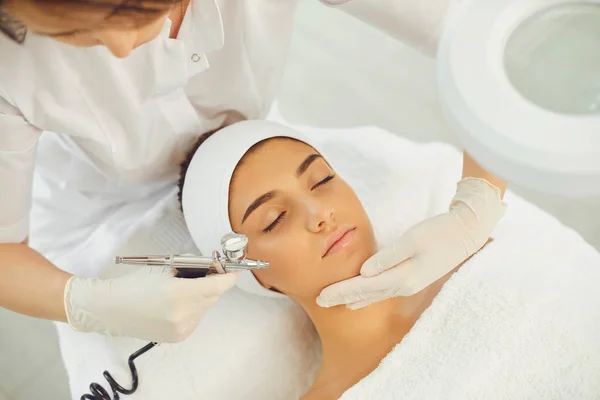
(80, 342, 157, 400)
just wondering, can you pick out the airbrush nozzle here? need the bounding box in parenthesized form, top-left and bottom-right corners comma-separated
(223, 260, 270, 271)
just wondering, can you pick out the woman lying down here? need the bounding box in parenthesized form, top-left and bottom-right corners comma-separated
(180, 120, 600, 400)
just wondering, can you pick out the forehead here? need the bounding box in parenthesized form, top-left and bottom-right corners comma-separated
(236, 138, 318, 181)
(229, 138, 319, 203)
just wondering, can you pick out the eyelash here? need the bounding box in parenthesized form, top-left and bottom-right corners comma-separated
(264, 211, 287, 233)
(311, 174, 335, 190)
(262, 175, 336, 233)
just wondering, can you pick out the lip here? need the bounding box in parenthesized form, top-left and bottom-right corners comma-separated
(323, 226, 356, 258)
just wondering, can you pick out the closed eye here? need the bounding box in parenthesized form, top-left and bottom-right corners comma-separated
(263, 211, 287, 233)
(311, 175, 335, 190)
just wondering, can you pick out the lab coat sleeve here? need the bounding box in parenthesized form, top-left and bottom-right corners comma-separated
(319, 0, 460, 56)
(0, 93, 41, 243)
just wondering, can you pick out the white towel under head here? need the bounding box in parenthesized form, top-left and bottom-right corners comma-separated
(181, 120, 323, 299)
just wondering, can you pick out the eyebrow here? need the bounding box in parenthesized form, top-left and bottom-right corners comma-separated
(241, 153, 323, 224)
(296, 154, 322, 177)
(242, 191, 277, 224)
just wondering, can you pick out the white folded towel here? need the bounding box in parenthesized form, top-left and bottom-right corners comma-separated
(340, 191, 600, 399)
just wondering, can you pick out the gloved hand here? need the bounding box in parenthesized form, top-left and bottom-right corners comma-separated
(64, 266, 238, 343)
(317, 178, 506, 309)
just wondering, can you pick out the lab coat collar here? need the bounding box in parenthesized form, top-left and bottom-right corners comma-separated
(151, 0, 224, 92)
(181, 0, 225, 55)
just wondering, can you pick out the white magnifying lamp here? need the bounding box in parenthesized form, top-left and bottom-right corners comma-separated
(438, 0, 600, 197)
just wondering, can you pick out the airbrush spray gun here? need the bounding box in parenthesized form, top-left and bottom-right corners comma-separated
(81, 233, 269, 400)
(114, 232, 269, 278)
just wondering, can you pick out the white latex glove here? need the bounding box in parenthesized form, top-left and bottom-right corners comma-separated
(317, 178, 506, 309)
(64, 266, 237, 343)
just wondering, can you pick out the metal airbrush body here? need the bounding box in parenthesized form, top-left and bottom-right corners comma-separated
(115, 233, 269, 278)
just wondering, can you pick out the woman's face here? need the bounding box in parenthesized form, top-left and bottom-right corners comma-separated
(5, 1, 172, 58)
(229, 138, 377, 300)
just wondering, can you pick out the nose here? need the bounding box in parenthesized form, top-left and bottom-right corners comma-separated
(306, 200, 335, 233)
(96, 30, 138, 58)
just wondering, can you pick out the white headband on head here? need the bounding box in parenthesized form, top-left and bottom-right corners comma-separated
(181, 120, 313, 298)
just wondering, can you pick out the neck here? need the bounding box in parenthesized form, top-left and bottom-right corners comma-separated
(306, 299, 401, 358)
(296, 274, 452, 396)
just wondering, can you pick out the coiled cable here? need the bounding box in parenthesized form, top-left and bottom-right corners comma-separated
(80, 342, 158, 400)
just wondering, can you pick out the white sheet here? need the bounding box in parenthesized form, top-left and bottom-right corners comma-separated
(57, 123, 600, 399)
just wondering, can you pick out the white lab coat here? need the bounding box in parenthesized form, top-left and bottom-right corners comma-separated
(0, 0, 457, 276)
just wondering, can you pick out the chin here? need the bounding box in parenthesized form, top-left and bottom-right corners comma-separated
(348, 227, 376, 263)
(327, 248, 374, 284)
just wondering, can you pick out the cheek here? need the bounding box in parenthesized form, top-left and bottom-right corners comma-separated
(247, 231, 325, 297)
(335, 184, 366, 217)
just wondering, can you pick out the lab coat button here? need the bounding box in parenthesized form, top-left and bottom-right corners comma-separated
(191, 54, 202, 63)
